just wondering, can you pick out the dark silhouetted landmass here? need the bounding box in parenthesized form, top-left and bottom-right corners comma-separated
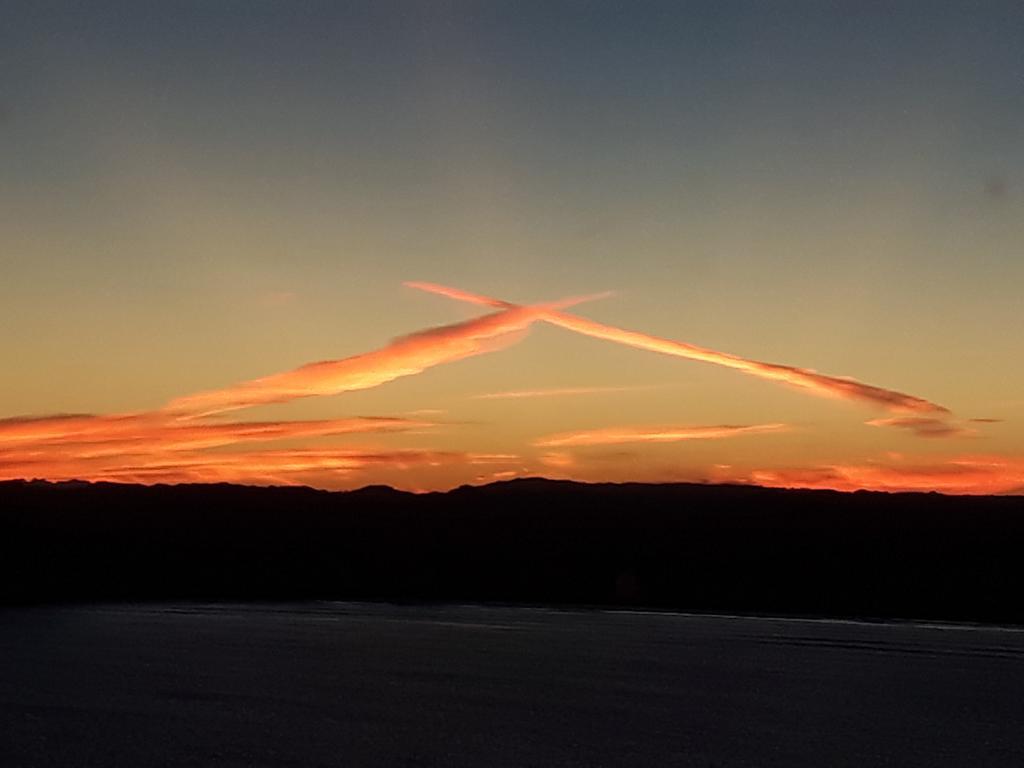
(2, 478, 1023, 623)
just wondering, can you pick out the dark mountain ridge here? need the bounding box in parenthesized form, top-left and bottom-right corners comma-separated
(3, 477, 1023, 624)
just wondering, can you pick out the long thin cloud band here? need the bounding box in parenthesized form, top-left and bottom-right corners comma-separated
(164, 292, 609, 417)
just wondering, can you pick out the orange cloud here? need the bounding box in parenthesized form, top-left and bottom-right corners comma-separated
(165, 293, 609, 417)
(0, 444, 519, 487)
(866, 417, 978, 439)
(474, 469, 520, 483)
(538, 451, 576, 469)
(0, 413, 157, 444)
(472, 384, 659, 400)
(534, 422, 787, 447)
(5, 284, 1001, 494)
(406, 282, 949, 415)
(746, 455, 1024, 495)
(0, 415, 431, 458)
(5, 284, 598, 486)
(0, 414, 441, 484)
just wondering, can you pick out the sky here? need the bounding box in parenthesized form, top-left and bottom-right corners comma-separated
(2, 1, 1022, 493)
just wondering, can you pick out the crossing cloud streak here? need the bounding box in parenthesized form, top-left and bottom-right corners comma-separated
(406, 282, 949, 416)
(0, 284, 1002, 492)
(0, 289, 605, 487)
(165, 293, 609, 417)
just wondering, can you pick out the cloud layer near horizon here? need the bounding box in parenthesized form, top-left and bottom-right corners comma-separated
(1, 283, 1011, 493)
(0, 413, 448, 484)
(0, 290, 602, 487)
(0, 446, 517, 486)
(0, 413, 428, 450)
(746, 456, 1024, 496)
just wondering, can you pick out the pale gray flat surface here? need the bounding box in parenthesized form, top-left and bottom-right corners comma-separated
(2, 603, 1024, 767)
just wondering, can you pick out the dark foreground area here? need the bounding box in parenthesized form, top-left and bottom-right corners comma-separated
(2, 603, 1024, 767)
(4, 478, 1024, 623)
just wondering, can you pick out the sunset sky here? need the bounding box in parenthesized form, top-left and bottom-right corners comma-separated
(2, 2, 1022, 493)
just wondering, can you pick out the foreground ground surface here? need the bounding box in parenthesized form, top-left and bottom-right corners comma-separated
(1, 604, 1023, 767)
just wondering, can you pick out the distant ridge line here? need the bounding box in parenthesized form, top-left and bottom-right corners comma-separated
(0, 475, 1007, 500)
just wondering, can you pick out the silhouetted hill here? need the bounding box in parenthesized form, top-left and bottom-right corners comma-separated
(2, 478, 1024, 623)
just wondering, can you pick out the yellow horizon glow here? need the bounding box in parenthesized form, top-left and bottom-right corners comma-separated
(2, 282, 1019, 495)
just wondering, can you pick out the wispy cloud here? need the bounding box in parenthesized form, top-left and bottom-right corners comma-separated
(866, 417, 978, 439)
(534, 422, 787, 447)
(746, 456, 1024, 495)
(3, 283, 998, 493)
(0, 413, 153, 444)
(473, 384, 660, 400)
(0, 447, 511, 487)
(4, 285, 607, 486)
(0, 415, 431, 458)
(165, 293, 608, 417)
(0, 413, 445, 484)
(260, 290, 298, 308)
(538, 451, 576, 469)
(406, 282, 949, 415)
(473, 469, 520, 483)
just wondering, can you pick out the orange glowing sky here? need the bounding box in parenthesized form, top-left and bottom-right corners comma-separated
(2, 4, 1022, 494)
